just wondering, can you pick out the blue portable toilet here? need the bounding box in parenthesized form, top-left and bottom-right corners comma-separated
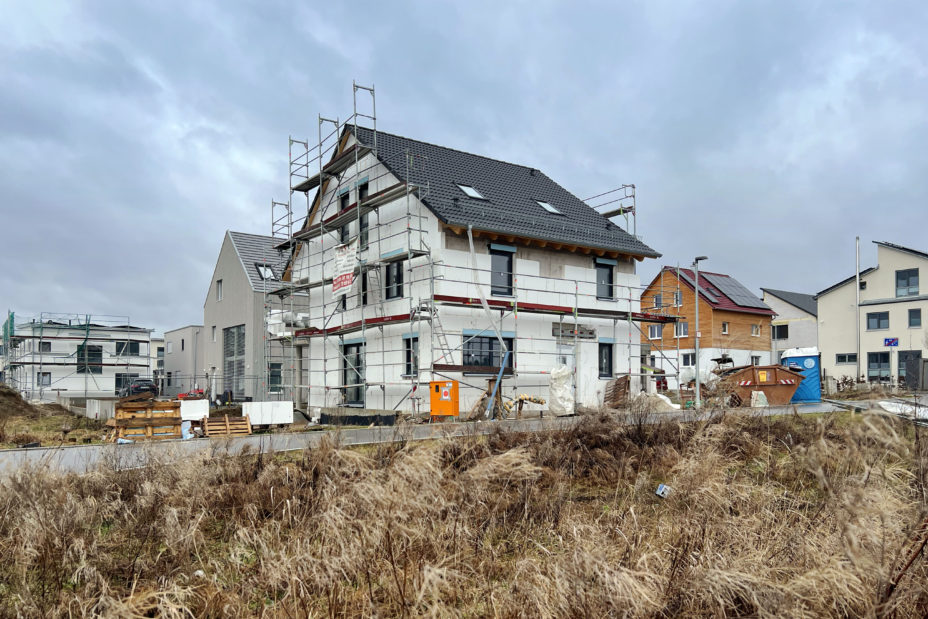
(780, 347, 822, 403)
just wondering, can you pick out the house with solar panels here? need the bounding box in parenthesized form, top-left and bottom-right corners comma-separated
(640, 267, 775, 389)
(267, 124, 676, 415)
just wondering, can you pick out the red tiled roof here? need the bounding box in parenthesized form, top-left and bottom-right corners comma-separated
(661, 266, 775, 316)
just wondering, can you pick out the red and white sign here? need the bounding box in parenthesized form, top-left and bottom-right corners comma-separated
(332, 239, 358, 297)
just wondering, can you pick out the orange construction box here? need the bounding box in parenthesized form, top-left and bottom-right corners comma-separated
(429, 380, 459, 417)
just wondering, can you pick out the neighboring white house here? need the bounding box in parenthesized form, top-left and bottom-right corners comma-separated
(760, 288, 818, 362)
(162, 325, 203, 398)
(0, 312, 152, 400)
(201, 231, 298, 402)
(816, 241, 928, 386)
(274, 126, 669, 413)
(150, 335, 165, 393)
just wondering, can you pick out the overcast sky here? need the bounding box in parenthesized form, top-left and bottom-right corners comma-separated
(1, 1, 926, 334)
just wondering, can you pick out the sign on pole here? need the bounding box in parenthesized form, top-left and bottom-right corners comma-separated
(332, 239, 358, 297)
(884, 337, 899, 347)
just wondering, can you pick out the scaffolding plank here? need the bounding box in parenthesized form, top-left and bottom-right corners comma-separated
(431, 294, 677, 323)
(433, 363, 514, 375)
(293, 312, 414, 339)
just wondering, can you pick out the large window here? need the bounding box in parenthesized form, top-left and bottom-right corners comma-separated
(836, 353, 857, 365)
(342, 342, 365, 406)
(596, 262, 614, 300)
(268, 363, 282, 393)
(404, 337, 419, 377)
(598, 343, 613, 378)
(115, 341, 140, 356)
(76, 344, 102, 374)
(772, 324, 789, 340)
(490, 249, 513, 296)
(222, 325, 246, 399)
(385, 261, 404, 299)
(463, 336, 514, 371)
(867, 351, 890, 383)
(896, 268, 919, 297)
(910, 308, 922, 328)
(674, 321, 689, 337)
(867, 311, 889, 330)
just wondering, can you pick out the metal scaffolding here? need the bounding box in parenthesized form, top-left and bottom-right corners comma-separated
(263, 85, 681, 416)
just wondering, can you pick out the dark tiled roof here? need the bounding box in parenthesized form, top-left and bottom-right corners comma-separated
(348, 126, 660, 258)
(664, 267, 774, 316)
(228, 231, 290, 292)
(761, 288, 818, 317)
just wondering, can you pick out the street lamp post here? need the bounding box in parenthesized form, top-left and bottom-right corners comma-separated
(693, 256, 708, 409)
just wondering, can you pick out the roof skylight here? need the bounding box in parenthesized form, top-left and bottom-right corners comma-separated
(456, 184, 485, 199)
(536, 200, 562, 215)
(256, 263, 277, 281)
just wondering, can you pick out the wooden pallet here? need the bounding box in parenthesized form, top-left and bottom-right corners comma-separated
(202, 414, 252, 437)
(110, 401, 183, 441)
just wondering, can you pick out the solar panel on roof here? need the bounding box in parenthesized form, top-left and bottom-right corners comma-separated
(677, 271, 719, 303)
(703, 274, 768, 309)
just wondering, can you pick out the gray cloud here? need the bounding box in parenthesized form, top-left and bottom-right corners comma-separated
(1, 1, 926, 332)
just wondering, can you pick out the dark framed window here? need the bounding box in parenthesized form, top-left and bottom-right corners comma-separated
(404, 337, 419, 377)
(490, 249, 513, 296)
(167, 372, 172, 387)
(867, 351, 890, 382)
(269, 363, 282, 392)
(836, 353, 858, 364)
(360, 213, 370, 249)
(751, 356, 761, 366)
(342, 342, 365, 406)
(463, 336, 514, 372)
(596, 262, 614, 300)
(385, 261, 404, 299)
(682, 353, 695, 366)
(38, 372, 51, 386)
(181, 338, 185, 351)
(866, 311, 889, 330)
(896, 268, 919, 297)
(340, 224, 350, 244)
(361, 271, 368, 306)
(909, 308, 922, 328)
(39, 341, 51, 353)
(772, 324, 789, 340)
(76, 344, 102, 374)
(339, 191, 350, 211)
(358, 182, 369, 202)
(598, 343, 613, 378)
(115, 341, 140, 356)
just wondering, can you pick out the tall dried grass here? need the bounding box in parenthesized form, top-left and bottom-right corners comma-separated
(0, 410, 926, 617)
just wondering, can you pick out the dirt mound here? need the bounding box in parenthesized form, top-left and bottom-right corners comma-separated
(0, 384, 41, 419)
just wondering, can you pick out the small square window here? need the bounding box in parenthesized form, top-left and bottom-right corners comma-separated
(536, 200, 562, 215)
(456, 184, 485, 199)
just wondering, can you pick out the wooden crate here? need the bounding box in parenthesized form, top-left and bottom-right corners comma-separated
(111, 401, 183, 441)
(202, 414, 252, 437)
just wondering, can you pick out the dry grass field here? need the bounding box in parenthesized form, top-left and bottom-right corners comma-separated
(0, 407, 926, 617)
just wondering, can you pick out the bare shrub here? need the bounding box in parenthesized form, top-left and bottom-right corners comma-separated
(0, 410, 926, 616)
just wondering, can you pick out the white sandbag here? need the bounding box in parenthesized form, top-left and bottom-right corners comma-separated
(750, 390, 769, 408)
(548, 365, 575, 416)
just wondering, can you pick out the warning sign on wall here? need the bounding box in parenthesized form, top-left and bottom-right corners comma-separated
(332, 239, 358, 297)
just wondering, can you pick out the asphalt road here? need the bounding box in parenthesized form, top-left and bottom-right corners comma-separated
(0, 402, 844, 476)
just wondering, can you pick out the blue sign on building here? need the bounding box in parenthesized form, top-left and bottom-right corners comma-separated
(884, 337, 899, 347)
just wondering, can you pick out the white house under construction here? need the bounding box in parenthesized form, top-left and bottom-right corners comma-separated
(266, 93, 673, 415)
(0, 312, 153, 400)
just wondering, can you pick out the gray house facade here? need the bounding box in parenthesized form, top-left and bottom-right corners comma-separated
(761, 288, 818, 362)
(202, 231, 294, 401)
(162, 325, 203, 398)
